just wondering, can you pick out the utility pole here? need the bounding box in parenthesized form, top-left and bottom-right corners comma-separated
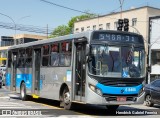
(119, 0, 124, 19)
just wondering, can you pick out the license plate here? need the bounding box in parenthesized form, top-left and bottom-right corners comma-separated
(117, 97, 126, 101)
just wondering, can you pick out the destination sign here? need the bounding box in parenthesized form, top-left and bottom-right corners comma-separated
(92, 32, 143, 44)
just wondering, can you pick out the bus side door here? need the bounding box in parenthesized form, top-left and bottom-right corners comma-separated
(32, 48, 41, 95)
(74, 41, 86, 102)
(11, 51, 18, 91)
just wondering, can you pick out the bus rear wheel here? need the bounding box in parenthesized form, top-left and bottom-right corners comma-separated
(20, 82, 27, 101)
(62, 87, 73, 110)
(106, 105, 119, 110)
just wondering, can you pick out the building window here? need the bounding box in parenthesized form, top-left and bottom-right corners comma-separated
(87, 26, 90, 31)
(151, 51, 160, 65)
(75, 28, 79, 32)
(93, 25, 96, 30)
(99, 24, 103, 30)
(114, 22, 118, 30)
(132, 18, 137, 26)
(106, 23, 110, 30)
(81, 27, 84, 32)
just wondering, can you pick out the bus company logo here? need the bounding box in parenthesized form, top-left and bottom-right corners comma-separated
(121, 89, 125, 93)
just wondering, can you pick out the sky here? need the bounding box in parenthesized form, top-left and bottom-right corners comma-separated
(0, 0, 160, 37)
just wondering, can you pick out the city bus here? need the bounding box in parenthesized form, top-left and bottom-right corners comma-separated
(5, 30, 146, 110)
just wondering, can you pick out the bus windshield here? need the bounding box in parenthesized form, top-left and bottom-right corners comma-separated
(88, 44, 145, 78)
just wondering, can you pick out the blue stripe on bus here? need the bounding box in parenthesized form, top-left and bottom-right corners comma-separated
(96, 83, 142, 95)
(16, 74, 32, 89)
(6, 73, 11, 86)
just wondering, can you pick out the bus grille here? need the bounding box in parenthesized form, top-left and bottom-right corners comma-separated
(104, 95, 137, 102)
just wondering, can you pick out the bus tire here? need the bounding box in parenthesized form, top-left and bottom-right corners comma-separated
(20, 82, 27, 101)
(62, 87, 73, 110)
(106, 105, 119, 110)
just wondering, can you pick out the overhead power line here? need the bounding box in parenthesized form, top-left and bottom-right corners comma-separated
(40, 0, 97, 15)
(0, 22, 53, 34)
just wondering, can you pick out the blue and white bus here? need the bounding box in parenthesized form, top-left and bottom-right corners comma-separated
(6, 30, 146, 110)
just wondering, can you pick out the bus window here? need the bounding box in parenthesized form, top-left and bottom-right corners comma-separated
(18, 49, 26, 68)
(59, 42, 72, 66)
(42, 45, 49, 66)
(8, 51, 12, 68)
(26, 48, 32, 67)
(26, 48, 32, 57)
(19, 49, 25, 57)
(51, 43, 59, 66)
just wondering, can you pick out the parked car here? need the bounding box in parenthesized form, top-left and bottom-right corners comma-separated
(144, 79, 160, 107)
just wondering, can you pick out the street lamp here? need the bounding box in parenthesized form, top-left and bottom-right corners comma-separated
(0, 13, 30, 45)
(0, 12, 16, 40)
(15, 15, 31, 41)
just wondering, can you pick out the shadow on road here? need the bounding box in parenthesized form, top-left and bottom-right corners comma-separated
(26, 97, 160, 116)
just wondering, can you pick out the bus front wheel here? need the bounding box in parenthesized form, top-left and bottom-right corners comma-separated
(62, 87, 73, 110)
(20, 82, 27, 101)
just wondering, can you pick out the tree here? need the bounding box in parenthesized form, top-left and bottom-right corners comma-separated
(68, 14, 97, 32)
(50, 25, 71, 38)
(50, 13, 97, 38)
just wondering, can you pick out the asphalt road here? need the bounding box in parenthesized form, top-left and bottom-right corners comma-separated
(0, 86, 160, 118)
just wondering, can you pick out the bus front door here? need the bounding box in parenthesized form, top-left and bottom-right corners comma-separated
(32, 48, 41, 95)
(11, 52, 17, 91)
(74, 43, 86, 102)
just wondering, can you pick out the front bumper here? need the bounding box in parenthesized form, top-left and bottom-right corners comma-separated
(86, 87, 145, 105)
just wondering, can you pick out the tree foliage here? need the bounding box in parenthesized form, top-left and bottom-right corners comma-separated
(68, 14, 96, 30)
(50, 25, 71, 38)
(50, 13, 97, 38)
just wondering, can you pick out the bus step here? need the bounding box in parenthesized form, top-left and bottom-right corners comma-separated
(32, 94, 39, 99)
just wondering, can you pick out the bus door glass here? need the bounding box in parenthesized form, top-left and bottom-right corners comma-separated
(11, 51, 18, 91)
(75, 42, 86, 101)
(33, 48, 41, 94)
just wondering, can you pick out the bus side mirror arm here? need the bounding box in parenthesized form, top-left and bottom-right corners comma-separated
(86, 44, 90, 56)
(147, 66, 151, 73)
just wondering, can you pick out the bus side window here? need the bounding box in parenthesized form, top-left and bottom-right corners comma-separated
(26, 48, 32, 67)
(42, 45, 49, 66)
(18, 49, 26, 68)
(50, 43, 59, 66)
(59, 42, 72, 66)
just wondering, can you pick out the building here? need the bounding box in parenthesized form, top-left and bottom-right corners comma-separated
(74, 6, 160, 52)
(13, 34, 47, 45)
(0, 36, 14, 47)
(0, 34, 47, 65)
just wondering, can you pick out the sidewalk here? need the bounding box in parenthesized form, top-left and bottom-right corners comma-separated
(0, 86, 20, 99)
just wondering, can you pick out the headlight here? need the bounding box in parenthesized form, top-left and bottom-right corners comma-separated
(89, 84, 102, 96)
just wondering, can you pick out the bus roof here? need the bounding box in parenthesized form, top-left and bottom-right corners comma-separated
(8, 30, 143, 50)
(8, 31, 92, 50)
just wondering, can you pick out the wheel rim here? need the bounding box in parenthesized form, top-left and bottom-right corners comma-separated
(21, 85, 25, 98)
(145, 95, 151, 106)
(64, 92, 70, 105)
